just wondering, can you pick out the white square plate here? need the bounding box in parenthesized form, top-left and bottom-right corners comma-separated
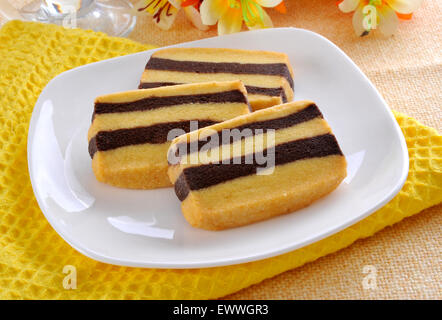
(28, 28, 408, 268)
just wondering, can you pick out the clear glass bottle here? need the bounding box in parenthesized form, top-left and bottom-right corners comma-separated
(3, 0, 136, 37)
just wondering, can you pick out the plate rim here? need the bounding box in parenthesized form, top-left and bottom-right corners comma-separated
(27, 27, 409, 269)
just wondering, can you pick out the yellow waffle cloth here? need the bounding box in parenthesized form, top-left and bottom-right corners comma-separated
(0, 21, 440, 300)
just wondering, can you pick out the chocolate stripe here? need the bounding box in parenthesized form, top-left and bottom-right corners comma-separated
(94, 90, 247, 115)
(174, 173, 190, 202)
(171, 103, 322, 160)
(174, 134, 343, 201)
(89, 120, 218, 158)
(139, 82, 289, 102)
(145, 57, 294, 89)
(281, 90, 288, 103)
(138, 82, 180, 89)
(88, 136, 98, 159)
(245, 86, 288, 103)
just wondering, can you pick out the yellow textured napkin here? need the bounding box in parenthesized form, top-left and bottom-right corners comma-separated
(0, 21, 440, 300)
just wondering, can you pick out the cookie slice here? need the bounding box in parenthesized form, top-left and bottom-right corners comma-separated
(139, 47, 294, 111)
(88, 81, 250, 189)
(168, 101, 347, 230)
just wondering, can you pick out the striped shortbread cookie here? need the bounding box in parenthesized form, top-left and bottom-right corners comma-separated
(139, 48, 294, 111)
(168, 101, 347, 230)
(88, 81, 250, 189)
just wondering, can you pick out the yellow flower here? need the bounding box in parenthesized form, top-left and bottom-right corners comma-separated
(136, 0, 208, 31)
(338, 0, 422, 36)
(200, 0, 283, 35)
(136, 0, 179, 30)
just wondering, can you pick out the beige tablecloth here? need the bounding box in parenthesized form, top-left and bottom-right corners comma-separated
(3, 0, 441, 299)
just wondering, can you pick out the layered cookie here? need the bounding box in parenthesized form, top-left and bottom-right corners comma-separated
(139, 48, 294, 111)
(168, 101, 347, 230)
(88, 81, 250, 189)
